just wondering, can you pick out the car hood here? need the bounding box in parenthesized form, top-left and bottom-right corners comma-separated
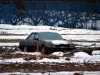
(45, 40, 68, 45)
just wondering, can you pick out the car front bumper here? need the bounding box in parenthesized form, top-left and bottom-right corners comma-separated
(46, 46, 75, 51)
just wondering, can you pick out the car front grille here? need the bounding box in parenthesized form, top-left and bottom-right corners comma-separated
(55, 44, 70, 47)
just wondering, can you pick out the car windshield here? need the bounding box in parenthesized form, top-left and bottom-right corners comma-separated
(39, 32, 64, 40)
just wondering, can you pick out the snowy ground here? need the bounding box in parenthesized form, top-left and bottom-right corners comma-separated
(0, 51, 100, 75)
(0, 51, 100, 63)
(1, 71, 100, 75)
(0, 24, 100, 47)
(0, 24, 100, 75)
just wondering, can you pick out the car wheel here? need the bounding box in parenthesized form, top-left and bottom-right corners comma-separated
(24, 46, 27, 52)
(41, 47, 46, 54)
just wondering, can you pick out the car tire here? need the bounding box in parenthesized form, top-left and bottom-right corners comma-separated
(41, 47, 46, 54)
(24, 46, 27, 52)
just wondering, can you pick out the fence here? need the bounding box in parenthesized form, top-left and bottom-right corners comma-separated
(0, 1, 100, 29)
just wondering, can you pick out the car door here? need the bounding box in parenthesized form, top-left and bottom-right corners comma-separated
(26, 33, 39, 48)
(25, 33, 36, 47)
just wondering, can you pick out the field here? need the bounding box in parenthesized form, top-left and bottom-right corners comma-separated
(0, 24, 100, 75)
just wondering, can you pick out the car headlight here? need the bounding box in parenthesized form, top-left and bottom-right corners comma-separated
(48, 43, 53, 47)
(49, 43, 56, 47)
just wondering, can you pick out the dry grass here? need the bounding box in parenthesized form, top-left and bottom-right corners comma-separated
(0, 39, 20, 43)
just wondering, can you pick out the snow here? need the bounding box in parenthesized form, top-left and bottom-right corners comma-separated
(73, 42, 100, 47)
(0, 24, 51, 30)
(59, 29, 100, 35)
(0, 36, 27, 39)
(74, 52, 91, 58)
(0, 71, 100, 75)
(52, 52, 64, 56)
(0, 51, 100, 64)
(0, 24, 100, 63)
(70, 52, 100, 63)
(92, 50, 100, 55)
(20, 52, 41, 56)
(62, 35, 100, 41)
(0, 43, 18, 46)
(0, 24, 100, 47)
(0, 24, 100, 74)
(2, 58, 26, 63)
(0, 29, 57, 34)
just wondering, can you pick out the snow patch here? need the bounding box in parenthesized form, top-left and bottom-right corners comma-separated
(92, 50, 100, 55)
(52, 52, 64, 56)
(20, 52, 41, 56)
(74, 52, 91, 58)
(1, 58, 26, 63)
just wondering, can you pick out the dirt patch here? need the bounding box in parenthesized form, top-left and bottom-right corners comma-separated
(0, 63, 100, 73)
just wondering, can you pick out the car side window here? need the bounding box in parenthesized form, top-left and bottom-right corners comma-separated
(27, 33, 35, 40)
(34, 33, 39, 40)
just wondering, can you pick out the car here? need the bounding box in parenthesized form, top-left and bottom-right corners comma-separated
(19, 31, 75, 54)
